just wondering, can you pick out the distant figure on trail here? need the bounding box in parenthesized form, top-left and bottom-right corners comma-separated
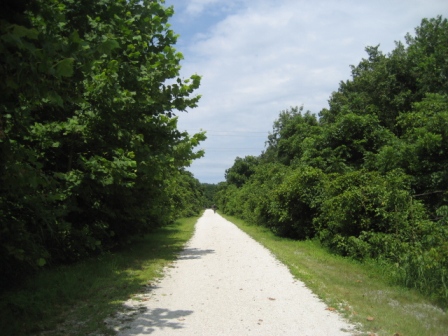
(212, 204, 217, 213)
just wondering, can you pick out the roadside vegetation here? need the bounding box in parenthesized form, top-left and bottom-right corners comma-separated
(216, 16, 448, 308)
(1, 1, 208, 334)
(222, 213, 448, 336)
(0, 216, 199, 336)
(2, 1, 447, 335)
(1, 0, 206, 291)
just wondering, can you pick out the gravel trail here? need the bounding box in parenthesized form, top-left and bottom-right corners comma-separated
(112, 210, 356, 335)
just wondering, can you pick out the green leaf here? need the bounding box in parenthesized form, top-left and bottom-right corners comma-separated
(98, 39, 120, 55)
(48, 92, 64, 106)
(56, 58, 75, 77)
(6, 77, 19, 89)
(37, 258, 47, 267)
(12, 24, 39, 39)
(69, 30, 82, 44)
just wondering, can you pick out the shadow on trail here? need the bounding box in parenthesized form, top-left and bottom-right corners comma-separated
(178, 247, 215, 260)
(125, 308, 193, 335)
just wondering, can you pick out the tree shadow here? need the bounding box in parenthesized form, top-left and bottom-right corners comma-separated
(2, 220, 200, 335)
(119, 308, 194, 335)
(177, 247, 215, 260)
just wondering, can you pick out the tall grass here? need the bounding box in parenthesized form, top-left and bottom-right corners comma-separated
(0, 216, 199, 336)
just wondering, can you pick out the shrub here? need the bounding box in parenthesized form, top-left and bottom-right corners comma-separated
(266, 166, 325, 239)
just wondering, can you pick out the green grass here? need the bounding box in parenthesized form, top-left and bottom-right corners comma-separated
(4, 212, 447, 335)
(220, 213, 448, 336)
(0, 215, 199, 336)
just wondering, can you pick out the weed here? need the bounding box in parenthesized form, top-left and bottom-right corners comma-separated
(0, 216, 198, 336)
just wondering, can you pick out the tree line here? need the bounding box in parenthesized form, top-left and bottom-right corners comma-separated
(0, 0, 207, 289)
(216, 16, 448, 305)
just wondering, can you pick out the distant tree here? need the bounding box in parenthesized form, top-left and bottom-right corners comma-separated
(202, 183, 219, 207)
(264, 106, 320, 165)
(225, 156, 260, 188)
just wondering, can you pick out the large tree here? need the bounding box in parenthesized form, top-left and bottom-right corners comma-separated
(0, 0, 205, 286)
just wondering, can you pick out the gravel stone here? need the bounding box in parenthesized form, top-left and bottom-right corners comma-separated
(114, 210, 356, 335)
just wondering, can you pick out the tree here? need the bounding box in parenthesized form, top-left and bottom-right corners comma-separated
(406, 16, 448, 97)
(269, 107, 320, 165)
(225, 156, 259, 188)
(202, 183, 219, 208)
(397, 94, 448, 213)
(0, 0, 204, 287)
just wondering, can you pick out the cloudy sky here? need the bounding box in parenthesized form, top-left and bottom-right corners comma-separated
(163, 0, 447, 184)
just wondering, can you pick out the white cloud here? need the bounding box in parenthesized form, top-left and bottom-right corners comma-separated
(185, 0, 220, 15)
(165, 0, 448, 183)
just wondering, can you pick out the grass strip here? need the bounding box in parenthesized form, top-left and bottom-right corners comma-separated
(0, 215, 199, 336)
(220, 213, 448, 336)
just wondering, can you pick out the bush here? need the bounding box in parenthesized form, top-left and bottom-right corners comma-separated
(266, 165, 325, 239)
(315, 169, 426, 258)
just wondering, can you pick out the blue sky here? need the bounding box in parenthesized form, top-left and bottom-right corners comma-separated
(163, 0, 448, 184)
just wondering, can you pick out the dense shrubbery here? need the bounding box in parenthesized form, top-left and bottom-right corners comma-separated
(217, 16, 448, 305)
(0, 0, 206, 288)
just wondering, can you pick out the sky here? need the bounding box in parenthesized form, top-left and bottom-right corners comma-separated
(163, 0, 447, 184)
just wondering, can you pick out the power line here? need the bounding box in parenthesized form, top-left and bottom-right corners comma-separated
(186, 130, 269, 134)
(206, 135, 266, 137)
(186, 131, 269, 139)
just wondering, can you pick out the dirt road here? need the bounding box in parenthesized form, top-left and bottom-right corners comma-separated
(110, 210, 355, 335)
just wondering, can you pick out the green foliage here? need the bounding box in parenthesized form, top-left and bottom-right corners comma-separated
(315, 170, 425, 258)
(218, 16, 448, 305)
(398, 94, 448, 210)
(0, 216, 198, 336)
(264, 165, 325, 239)
(168, 170, 206, 218)
(397, 207, 448, 302)
(406, 16, 448, 97)
(224, 155, 259, 187)
(0, 0, 205, 288)
(217, 162, 290, 225)
(321, 113, 393, 169)
(264, 106, 320, 165)
(366, 93, 448, 215)
(201, 183, 219, 207)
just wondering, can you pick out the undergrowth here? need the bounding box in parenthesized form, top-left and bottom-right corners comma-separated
(0, 216, 199, 336)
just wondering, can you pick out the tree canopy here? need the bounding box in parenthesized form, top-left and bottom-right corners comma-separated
(1, 0, 206, 288)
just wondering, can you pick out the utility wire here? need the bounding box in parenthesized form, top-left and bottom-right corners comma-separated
(186, 130, 269, 134)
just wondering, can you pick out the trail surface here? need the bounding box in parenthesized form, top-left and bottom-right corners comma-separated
(110, 210, 356, 335)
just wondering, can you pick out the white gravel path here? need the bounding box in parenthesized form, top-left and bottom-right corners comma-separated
(111, 210, 356, 335)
